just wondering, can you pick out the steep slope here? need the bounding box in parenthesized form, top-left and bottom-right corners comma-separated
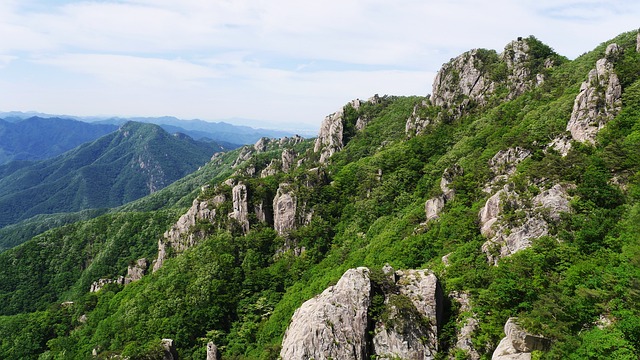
(0, 117, 118, 164)
(0, 121, 223, 228)
(1, 30, 640, 360)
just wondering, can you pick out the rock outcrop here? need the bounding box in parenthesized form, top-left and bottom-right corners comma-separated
(480, 183, 572, 264)
(565, 43, 622, 145)
(280, 267, 372, 360)
(432, 49, 496, 116)
(547, 135, 572, 157)
(492, 318, 550, 360)
(448, 292, 480, 360)
(484, 147, 532, 192)
(281, 149, 296, 173)
(425, 165, 463, 221)
(254, 137, 270, 152)
(229, 183, 249, 234)
(89, 277, 124, 292)
(124, 258, 148, 284)
(425, 196, 445, 221)
(154, 196, 223, 272)
(431, 37, 556, 119)
(405, 100, 432, 137)
(207, 342, 219, 360)
(273, 184, 297, 236)
(232, 146, 253, 168)
(281, 267, 442, 360)
(314, 110, 344, 164)
(489, 147, 531, 177)
(161, 339, 179, 360)
(637, 30, 640, 52)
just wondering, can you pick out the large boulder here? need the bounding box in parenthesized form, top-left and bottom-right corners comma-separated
(372, 269, 442, 359)
(280, 267, 372, 360)
(281, 267, 442, 360)
(492, 318, 550, 360)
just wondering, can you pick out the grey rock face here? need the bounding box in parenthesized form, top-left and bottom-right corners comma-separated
(637, 31, 640, 52)
(489, 148, 531, 177)
(254, 200, 268, 223)
(432, 49, 496, 114)
(154, 196, 222, 272)
(161, 339, 178, 360)
(207, 342, 219, 360)
(547, 135, 572, 157)
(280, 267, 372, 360)
(373, 270, 442, 360)
(425, 196, 445, 221)
(232, 146, 253, 168)
(260, 159, 279, 178)
(441, 164, 463, 201)
(281, 267, 442, 360)
(314, 110, 344, 164)
(281, 148, 296, 173)
(480, 183, 572, 264)
(405, 100, 431, 137)
(448, 292, 480, 360)
(566, 46, 622, 144)
(373, 305, 434, 360)
(492, 318, 550, 360)
(254, 137, 270, 152)
(89, 276, 124, 292)
(273, 184, 297, 236)
(230, 183, 250, 234)
(124, 258, 148, 284)
(425, 165, 463, 221)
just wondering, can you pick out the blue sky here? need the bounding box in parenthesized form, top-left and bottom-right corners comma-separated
(1, 0, 639, 132)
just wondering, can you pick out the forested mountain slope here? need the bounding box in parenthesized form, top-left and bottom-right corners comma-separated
(1, 31, 640, 359)
(0, 121, 223, 229)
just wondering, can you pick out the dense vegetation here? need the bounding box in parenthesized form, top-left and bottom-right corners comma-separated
(0, 122, 222, 230)
(1, 31, 640, 359)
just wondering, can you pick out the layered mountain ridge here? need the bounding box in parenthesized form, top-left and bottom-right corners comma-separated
(1, 30, 640, 360)
(0, 121, 222, 230)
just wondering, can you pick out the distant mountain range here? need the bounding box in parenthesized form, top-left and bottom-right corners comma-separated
(0, 117, 118, 164)
(0, 112, 312, 146)
(0, 121, 222, 228)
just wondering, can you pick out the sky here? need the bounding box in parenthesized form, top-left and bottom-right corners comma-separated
(1, 1, 639, 132)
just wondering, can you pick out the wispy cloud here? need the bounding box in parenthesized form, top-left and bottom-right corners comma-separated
(1, 0, 640, 129)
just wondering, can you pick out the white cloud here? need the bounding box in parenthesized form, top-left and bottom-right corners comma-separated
(32, 54, 221, 88)
(2, 0, 640, 130)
